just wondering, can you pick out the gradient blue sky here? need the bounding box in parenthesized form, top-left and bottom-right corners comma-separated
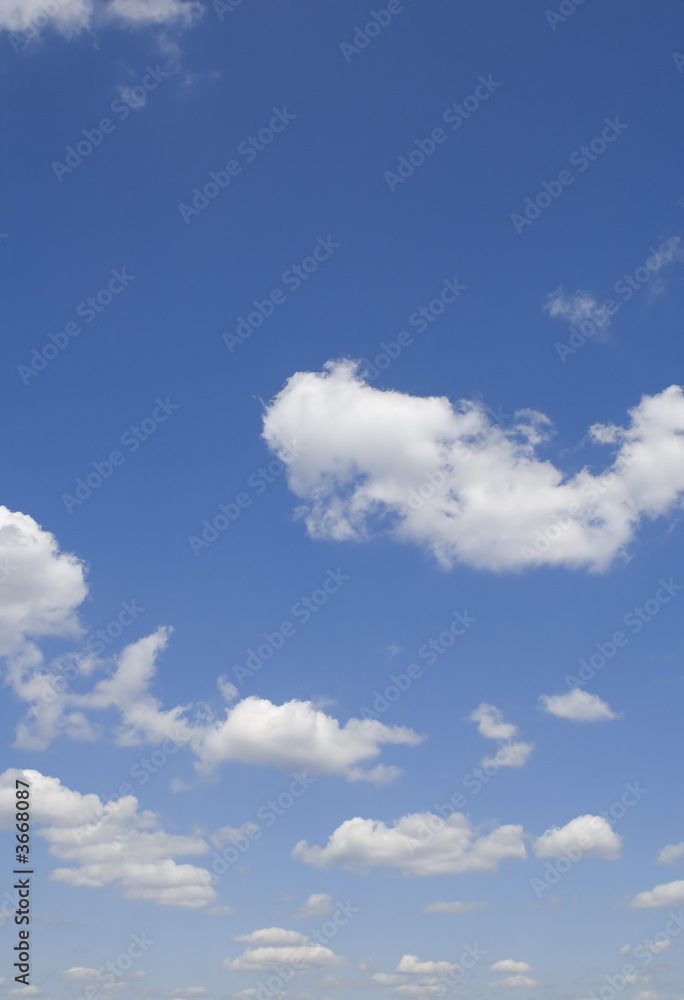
(1, 3, 684, 1000)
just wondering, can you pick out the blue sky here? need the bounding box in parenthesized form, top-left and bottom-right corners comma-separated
(1, 2, 684, 999)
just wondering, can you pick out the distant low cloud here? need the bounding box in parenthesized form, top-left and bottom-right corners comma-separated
(489, 975, 539, 988)
(396, 955, 457, 975)
(292, 893, 333, 919)
(421, 900, 487, 914)
(224, 944, 346, 972)
(490, 961, 532, 974)
(539, 690, 619, 722)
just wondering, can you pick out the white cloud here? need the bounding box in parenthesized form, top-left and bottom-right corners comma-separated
(539, 690, 619, 722)
(491, 961, 532, 974)
(489, 975, 538, 988)
(533, 815, 621, 860)
(0, 505, 86, 659)
(224, 945, 346, 972)
(480, 741, 533, 769)
(292, 893, 333, 919)
(11, 988, 40, 996)
(469, 704, 517, 740)
(370, 973, 407, 986)
(8, 611, 420, 783)
(618, 945, 631, 955)
(648, 939, 671, 954)
(634, 993, 659, 1000)
(0, 0, 202, 36)
(396, 956, 456, 975)
(394, 985, 444, 997)
(292, 812, 526, 876)
(0, 768, 216, 909)
(657, 842, 684, 865)
(421, 900, 487, 914)
(631, 881, 684, 908)
(62, 968, 99, 980)
(233, 928, 310, 947)
(544, 288, 607, 328)
(170, 990, 208, 997)
(104, 0, 202, 27)
(261, 365, 684, 572)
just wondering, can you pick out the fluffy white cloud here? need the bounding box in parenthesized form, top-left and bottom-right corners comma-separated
(489, 975, 538, 988)
(539, 690, 619, 721)
(631, 880, 684, 908)
(233, 928, 310, 947)
(224, 945, 346, 972)
(292, 893, 333, 919)
(490, 961, 532, 973)
(0, 768, 216, 909)
(170, 990, 208, 997)
(469, 704, 517, 740)
(421, 900, 487, 914)
(533, 815, 621, 860)
(8, 596, 419, 781)
(0, 506, 86, 657)
(480, 741, 533, 770)
(657, 842, 684, 865)
(0, 0, 202, 35)
(396, 956, 456, 975)
(261, 364, 684, 572)
(189, 693, 420, 783)
(292, 812, 526, 876)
